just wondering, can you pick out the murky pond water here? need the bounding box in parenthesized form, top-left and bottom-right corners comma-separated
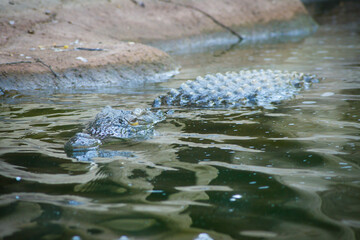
(1, 6, 360, 240)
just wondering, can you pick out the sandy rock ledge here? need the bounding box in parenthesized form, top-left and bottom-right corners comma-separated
(0, 0, 317, 92)
(0, 42, 178, 91)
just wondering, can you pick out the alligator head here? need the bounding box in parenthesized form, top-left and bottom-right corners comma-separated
(86, 106, 165, 139)
(65, 106, 165, 152)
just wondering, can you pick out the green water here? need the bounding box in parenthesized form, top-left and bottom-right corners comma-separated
(1, 6, 360, 240)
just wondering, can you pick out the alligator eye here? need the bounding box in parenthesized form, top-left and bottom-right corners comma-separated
(128, 118, 139, 126)
(130, 121, 139, 126)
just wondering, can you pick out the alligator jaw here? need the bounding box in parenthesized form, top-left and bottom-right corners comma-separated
(64, 133, 102, 152)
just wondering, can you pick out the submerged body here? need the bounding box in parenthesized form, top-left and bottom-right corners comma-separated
(65, 69, 320, 151)
(153, 69, 319, 108)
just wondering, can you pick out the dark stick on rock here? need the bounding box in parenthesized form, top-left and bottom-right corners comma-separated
(0, 59, 59, 79)
(35, 58, 59, 79)
(0, 61, 32, 65)
(75, 47, 104, 51)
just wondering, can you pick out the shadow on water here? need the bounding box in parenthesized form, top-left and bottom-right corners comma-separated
(1, 1, 360, 239)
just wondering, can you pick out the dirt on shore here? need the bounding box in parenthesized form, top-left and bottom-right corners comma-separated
(0, 0, 316, 91)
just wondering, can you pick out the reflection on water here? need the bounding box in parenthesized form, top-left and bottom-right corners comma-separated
(1, 5, 360, 240)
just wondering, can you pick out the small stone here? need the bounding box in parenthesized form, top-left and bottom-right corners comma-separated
(76, 56, 88, 63)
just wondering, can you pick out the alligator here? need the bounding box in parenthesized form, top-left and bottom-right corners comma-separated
(65, 69, 320, 152)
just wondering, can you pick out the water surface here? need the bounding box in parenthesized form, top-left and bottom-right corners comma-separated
(1, 7, 360, 240)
